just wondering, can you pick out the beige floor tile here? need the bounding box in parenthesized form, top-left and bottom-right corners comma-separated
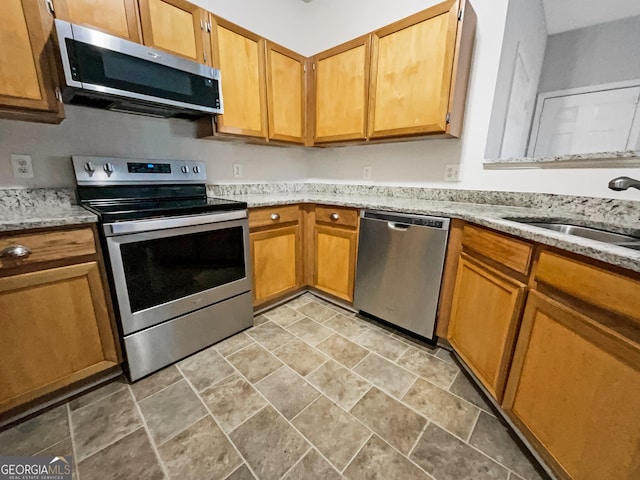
(285, 293, 314, 310)
(403, 378, 480, 440)
(227, 464, 256, 479)
(138, 380, 207, 445)
(130, 365, 182, 401)
(353, 353, 417, 399)
(253, 314, 269, 326)
(227, 343, 283, 383)
(307, 360, 371, 410)
(255, 367, 319, 419)
(391, 331, 439, 353)
(316, 333, 369, 368)
(246, 321, 295, 351)
(230, 406, 308, 480)
(200, 373, 266, 433)
(178, 346, 235, 391)
(292, 396, 371, 471)
(436, 347, 458, 365)
(282, 449, 342, 480)
(69, 377, 128, 411)
(296, 301, 338, 322)
(448, 371, 496, 415)
(344, 434, 430, 480)
(397, 347, 460, 389)
(273, 339, 328, 376)
(323, 313, 370, 340)
(78, 428, 164, 480)
(411, 423, 509, 480)
(0, 404, 69, 456)
(263, 305, 307, 327)
(158, 416, 242, 480)
(71, 389, 141, 461)
(287, 318, 333, 345)
(355, 329, 409, 361)
(350, 387, 426, 455)
(215, 332, 255, 357)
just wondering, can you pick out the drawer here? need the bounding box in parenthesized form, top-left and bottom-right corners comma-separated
(536, 251, 640, 323)
(249, 205, 299, 229)
(0, 228, 96, 269)
(462, 225, 533, 275)
(315, 205, 359, 228)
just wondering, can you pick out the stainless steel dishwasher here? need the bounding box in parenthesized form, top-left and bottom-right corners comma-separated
(354, 210, 450, 340)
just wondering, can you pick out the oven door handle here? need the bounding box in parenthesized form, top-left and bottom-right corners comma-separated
(104, 210, 247, 236)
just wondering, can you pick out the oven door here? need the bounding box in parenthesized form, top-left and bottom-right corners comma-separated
(104, 211, 251, 335)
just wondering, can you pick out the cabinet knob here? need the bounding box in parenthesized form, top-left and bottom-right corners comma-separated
(1, 245, 32, 259)
(330, 212, 340, 221)
(270, 213, 280, 221)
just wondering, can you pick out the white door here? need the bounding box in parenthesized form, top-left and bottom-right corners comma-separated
(501, 47, 533, 158)
(531, 86, 640, 157)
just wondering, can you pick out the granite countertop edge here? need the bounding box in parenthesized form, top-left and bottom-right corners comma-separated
(224, 193, 640, 274)
(0, 206, 97, 232)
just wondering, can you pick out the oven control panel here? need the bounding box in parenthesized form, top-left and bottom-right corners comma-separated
(72, 156, 207, 185)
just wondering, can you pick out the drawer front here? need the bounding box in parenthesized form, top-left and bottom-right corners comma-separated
(315, 205, 359, 228)
(536, 251, 640, 323)
(462, 225, 533, 275)
(249, 205, 299, 229)
(0, 228, 96, 269)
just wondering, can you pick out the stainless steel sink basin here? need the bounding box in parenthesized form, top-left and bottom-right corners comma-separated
(504, 219, 640, 249)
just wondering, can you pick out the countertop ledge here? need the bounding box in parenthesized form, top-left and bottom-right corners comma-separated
(226, 192, 640, 274)
(0, 205, 97, 232)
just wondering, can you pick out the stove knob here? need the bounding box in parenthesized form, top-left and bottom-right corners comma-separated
(181, 166, 189, 174)
(104, 162, 114, 174)
(84, 161, 95, 172)
(193, 166, 201, 174)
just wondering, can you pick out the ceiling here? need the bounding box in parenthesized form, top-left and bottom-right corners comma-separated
(543, 0, 640, 34)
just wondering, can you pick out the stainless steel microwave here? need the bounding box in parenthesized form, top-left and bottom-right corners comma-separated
(54, 20, 223, 118)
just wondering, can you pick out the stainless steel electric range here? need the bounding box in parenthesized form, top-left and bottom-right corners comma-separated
(72, 156, 253, 381)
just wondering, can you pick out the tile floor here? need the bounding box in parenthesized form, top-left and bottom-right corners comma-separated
(0, 293, 548, 480)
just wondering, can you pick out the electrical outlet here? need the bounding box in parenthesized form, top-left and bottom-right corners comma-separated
(363, 166, 372, 180)
(232, 163, 243, 178)
(444, 164, 460, 182)
(11, 154, 34, 179)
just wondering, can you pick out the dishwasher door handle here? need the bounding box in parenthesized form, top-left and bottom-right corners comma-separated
(387, 222, 410, 231)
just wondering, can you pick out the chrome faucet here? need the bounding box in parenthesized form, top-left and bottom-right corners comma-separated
(608, 176, 640, 191)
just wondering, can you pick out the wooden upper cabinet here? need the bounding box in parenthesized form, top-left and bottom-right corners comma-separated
(210, 18, 267, 138)
(368, 0, 475, 138)
(138, 0, 207, 63)
(266, 42, 306, 144)
(503, 291, 640, 480)
(52, 0, 141, 42)
(312, 36, 371, 143)
(0, 0, 63, 122)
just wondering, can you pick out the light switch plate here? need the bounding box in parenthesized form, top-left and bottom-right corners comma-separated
(11, 154, 34, 179)
(444, 164, 460, 182)
(363, 166, 372, 180)
(232, 163, 243, 178)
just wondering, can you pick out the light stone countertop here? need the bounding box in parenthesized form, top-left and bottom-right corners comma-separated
(0, 205, 97, 232)
(217, 192, 640, 274)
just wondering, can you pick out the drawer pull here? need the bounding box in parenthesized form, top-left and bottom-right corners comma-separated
(330, 213, 340, 221)
(1, 245, 32, 259)
(270, 213, 280, 221)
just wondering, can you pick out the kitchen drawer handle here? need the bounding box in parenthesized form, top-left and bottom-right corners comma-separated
(270, 213, 280, 221)
(0, 245, 32, 259)
(330, 213, 340, 221)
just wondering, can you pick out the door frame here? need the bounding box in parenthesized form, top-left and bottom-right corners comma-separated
(527, 78, 640, 157)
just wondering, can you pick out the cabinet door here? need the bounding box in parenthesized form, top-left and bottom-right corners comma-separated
(313, 36, 371, 143)
(503, 291, 640, 480)
(314, 224, 358, 302)
(448, 254, 526, 401)
(0, 262, 118, 413)
(266, 42, 306, 143)
(211, 18, 267, 138)
(138, 0, 207, 63)
(368, 0, 459, 137)
(0, 0, 62, 120)
(52, 0, 141, 41)
(251, 226, 301, 306)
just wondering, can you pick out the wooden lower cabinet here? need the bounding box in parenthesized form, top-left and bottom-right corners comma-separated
(313, 224, 358, 302)
(0, 261, 118, 413)
(448, 254, 526, 401)
(503, 291, 640, 480)
(250, 225, 301, 306)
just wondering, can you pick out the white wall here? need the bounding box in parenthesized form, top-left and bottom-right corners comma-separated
(484, 0, 547, 159)
(538, 15, 640, 93)
(0, 107, 307, 188)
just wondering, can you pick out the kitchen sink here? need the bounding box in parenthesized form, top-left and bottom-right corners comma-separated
(504, 219, 640, 249)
